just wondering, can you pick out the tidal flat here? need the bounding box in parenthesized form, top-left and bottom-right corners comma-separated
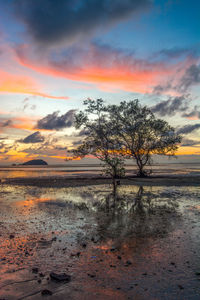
(0, 183, 200, 299)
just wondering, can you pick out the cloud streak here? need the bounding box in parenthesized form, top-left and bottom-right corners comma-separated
(0, 69, 69, 99)
(176, 124, 200, 135)
(151, 96, 190, 116)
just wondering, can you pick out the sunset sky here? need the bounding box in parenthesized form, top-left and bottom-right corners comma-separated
(0, 0, 200, 164)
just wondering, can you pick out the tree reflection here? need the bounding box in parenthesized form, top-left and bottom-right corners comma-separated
(92, 185, 180, 244)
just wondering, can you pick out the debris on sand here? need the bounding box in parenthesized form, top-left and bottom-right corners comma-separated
(41, 289, 53, 296)
(50, 272, 71, 282)
(32, 267, 39, 273)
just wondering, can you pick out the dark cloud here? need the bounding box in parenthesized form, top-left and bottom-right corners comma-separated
(0, 142, 5, 150)
(0, 142, 13, 154)
(178, 64, 200, 93)
(176, 124, 200, 135)
(72, 140, 82, 146)
(75, 128, 90, 137)
(36, 110, 76, 130)
(156, 47, 199, 60)
(153, 82, 172, 94)
(1, 120, 12, 127)
(182, 106, 200, 119)
(54, 145, 67, 151)
(151, 96, 189, 117)
(153, 63, 200, 94)
(181, 139, 200, 147)
(14, 0, 151, 45)
(20, 131, 45, 143)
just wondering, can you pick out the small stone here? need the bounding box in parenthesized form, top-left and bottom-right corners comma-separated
(110, 248, 116, 252)
(195, 272, 200, 276)
(88, 273, 96, 278)
(9, 234, 15, 239)
(125, 260, 132, 266)
(50, 272, 71, 282)
(178, 285, 184, 290)
(41, 289, 52, 296)
(117, 256, 122, 260)
(82, 243, 87, 248)
(32, 267, 39, 274)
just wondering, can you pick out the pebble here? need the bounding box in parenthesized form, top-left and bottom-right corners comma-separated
(41, 289, 53, 296)
(50, 272, 71, 282)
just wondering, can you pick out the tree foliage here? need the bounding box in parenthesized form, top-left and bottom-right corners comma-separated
(107, 100, 182, 176)
(71, 99, 125, 180)
(67, 99, 182, 177)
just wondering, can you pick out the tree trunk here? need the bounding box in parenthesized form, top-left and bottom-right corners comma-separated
(136, 157, 146, 177)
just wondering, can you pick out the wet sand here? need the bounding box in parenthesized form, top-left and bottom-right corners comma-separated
(2, 173, 200, 188)
(0, 179, 200, 299)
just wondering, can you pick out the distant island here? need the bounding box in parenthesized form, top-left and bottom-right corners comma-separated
(22, 159, 48, 166)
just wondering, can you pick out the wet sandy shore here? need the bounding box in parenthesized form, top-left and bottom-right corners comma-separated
(2, 173, 200, 188)
(0, 181, 200, 299)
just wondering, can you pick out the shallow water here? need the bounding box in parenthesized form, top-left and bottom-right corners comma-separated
(0, 184, 200, 299)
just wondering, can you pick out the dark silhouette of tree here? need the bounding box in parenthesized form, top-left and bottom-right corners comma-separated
(68, 99, 125, 186)
(108, 100, 182, 176)
(67, 99, 182, 177)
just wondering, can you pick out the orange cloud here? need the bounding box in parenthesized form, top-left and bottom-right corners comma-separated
(0, 69, 69, 99)
(15, 57, 170, 93)
(15, 44, 196, 94)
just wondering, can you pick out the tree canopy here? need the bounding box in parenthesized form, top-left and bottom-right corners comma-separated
(107, 100, 182, 176)
(67, 99, 182, 177)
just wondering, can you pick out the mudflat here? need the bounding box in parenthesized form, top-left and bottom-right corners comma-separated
(0, 177, 200, 299)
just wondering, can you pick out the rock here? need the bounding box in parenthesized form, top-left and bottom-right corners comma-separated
(125, 260, 132, 266)
(9, 234, 15, 239)
(50, 272, 71, 282)
(32, 267, 39, 273)
(71, 252, 81, 257)
(117, 256, 122, 260)
(41, 289, 52, 296)
(178, 285, 184, 290)
(195, 272, 200, 276)
(87, 273, 96, 278)
(110, 247, 116, 252)
(82, 243, 87, 248)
